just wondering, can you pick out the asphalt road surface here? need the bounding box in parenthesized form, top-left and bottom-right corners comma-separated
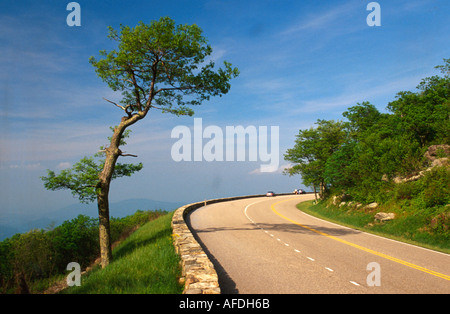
(187, 194, 450, 294)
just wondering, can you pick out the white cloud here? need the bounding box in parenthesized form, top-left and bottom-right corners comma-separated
(210, 48, 227, 63)
(249, 163, 291, 175)
(56, 162, 71, 170)
(7, 163, 43, 171)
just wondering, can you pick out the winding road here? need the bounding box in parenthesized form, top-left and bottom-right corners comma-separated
(187, 194, 450, 294)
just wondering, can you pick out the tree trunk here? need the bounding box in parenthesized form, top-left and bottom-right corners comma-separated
(319, 180, 326, 200)
(96, 123, 125, 268)
(97, 180, 112, 268)
(96, 114, 145, 268)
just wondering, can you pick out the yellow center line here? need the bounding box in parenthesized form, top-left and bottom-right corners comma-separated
(271, 198, 450, 281)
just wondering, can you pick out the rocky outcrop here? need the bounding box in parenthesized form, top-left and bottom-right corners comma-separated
(424, 144, 450, 163)
(393, 144, 449, 184)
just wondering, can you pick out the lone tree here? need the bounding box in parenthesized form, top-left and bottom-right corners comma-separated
(42, 17, 239, 268)
(284, 120, 347, 200)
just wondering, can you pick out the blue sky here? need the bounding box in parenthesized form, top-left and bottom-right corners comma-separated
(1, 0, 449, 223)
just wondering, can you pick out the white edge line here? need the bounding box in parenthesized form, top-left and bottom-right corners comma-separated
(244, 199, 270, 222)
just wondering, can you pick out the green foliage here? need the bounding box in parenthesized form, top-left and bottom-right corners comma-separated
(420, 167, 450, 208)
(389, 167, 450, 213)
(323, 141, 357, 191)
(41, 157, 143, 204)
(342, 101, 382, 136)
(51, 215, 99, 270)
(0, 210, 166, 293)
(10, 230, 54, 280)
(387, 58, 450, 146)
(42, 158, 101, 203)
(393, 180, 421, 201)
(41, 129, 143, 204)
(284, 119, 347, 194)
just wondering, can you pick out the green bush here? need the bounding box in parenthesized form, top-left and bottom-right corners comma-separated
(11, 230, 55, 281)
(394, 180, 421, 201)
(51, 215, 99, 271)
(420, 167, 450, 208)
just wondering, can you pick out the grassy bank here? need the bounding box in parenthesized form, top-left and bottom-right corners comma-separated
(62, 211, 183, 294)
(297, 200, 450, 254)
(1, 210, 170, 293)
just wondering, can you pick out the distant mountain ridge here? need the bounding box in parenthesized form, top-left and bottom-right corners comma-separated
(0, 198, 185, 241)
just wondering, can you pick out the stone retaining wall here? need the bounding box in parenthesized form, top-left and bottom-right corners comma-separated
(171, 193, 293, 294)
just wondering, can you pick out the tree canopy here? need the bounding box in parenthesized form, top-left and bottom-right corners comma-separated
(89, 17, 239, 118)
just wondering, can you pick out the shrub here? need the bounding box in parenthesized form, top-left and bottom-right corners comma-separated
(9, 230, 55, 287)
(50, 215, 99, 271)
(420, 167, 450, 208)
(394, 180, 421, 201)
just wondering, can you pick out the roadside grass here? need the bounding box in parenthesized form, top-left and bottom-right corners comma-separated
(297, 201, 450, 254)
(62, 211, 183, 294)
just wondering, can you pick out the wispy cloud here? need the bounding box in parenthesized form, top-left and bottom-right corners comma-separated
(280, 1, 358, 36)
(208, 47, 227, 63)
(0, 120, 109, 163)
(56, 162, 72, 170)
(4, 163, 43, 171)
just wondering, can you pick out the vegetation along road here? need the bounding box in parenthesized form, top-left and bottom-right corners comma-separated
(187, 195, 450, 293)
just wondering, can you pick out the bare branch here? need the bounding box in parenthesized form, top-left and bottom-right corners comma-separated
(103, 97, 126, 111)
(119, 149, 138, 157)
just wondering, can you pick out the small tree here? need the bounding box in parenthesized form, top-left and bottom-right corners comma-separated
(284, 120, 347, 200)
(41, 130, 143, 267)
(42, 17, 238, 268)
